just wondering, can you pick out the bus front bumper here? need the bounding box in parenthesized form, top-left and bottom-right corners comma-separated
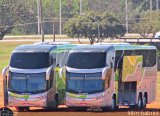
(65, 92, 104, 107)
(7, 91, 47, 107)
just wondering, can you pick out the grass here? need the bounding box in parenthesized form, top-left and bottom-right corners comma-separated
(0, 42, 34, 72)
(4, 35, 70, 40)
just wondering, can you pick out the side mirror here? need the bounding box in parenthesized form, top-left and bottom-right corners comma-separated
(2, 66, 9, 79)
(46, 66, 53, 80)
(101, 67, 109, 80)
(59, 67, 65, 78)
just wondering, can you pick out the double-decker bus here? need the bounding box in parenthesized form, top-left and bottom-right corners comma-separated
(2, 42, 76, 111)
(64, 44, 157, 110)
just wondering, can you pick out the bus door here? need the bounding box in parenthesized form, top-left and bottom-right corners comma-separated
(118, 82, 137, 105)
(118, 55, 143, 105)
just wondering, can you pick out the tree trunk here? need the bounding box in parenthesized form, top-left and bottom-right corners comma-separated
(0, 28, 12, 40)
(77, 36, 82, 44)
(89, 36, 94, 44)
(0, 33, 5, 40)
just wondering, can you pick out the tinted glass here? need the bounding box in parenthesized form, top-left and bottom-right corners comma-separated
(67, 73, 83, 93)
(84, 80, 103, 92)
(9, 73, 27, 93)
(66, 72, 104, 94)
(84, 73, 103, 93)
(10, 52, 49, 69)
(67, 52, 106, 69)
(27, 73, 46, 92)
(9, 73, 46, 93)
(115, 49, 156, 68)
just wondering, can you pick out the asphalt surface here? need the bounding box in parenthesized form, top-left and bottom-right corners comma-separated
(12, 107, 160, 116)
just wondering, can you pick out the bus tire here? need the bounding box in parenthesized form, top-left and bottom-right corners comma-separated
(137, 94, 143, 109)
(110, 96, 117, 110)
(54, 94, 58, 109)
(142, 96, 147, 109)
(4, 96, 8, 106)
(16, 107, 29, 112)
(4, 91, 8, 106)
(44, 95, 58, 111)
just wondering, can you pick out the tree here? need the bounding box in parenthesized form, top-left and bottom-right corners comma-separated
(132, 11, 160, 37)
(1, 0, 159, 37)
(0, 0, 36, 40)
(64, 12, 126, 44)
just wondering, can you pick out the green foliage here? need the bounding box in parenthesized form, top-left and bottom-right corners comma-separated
(1, 0, 160, 37)
(64, 12, 126, 44)
(132, 11, 160, 37)
(0, 0, 37, 39)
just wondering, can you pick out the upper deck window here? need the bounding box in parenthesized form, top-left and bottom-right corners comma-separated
(67, 52, 106, 69)
(10, 52, 49, 69)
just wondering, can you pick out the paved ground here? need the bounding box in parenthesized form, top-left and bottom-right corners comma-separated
(6, 106, 160, 116)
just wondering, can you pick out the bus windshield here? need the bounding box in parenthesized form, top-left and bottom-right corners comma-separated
(9, 73, 46, 93)
(66, 72, 104, 94)
(10, 52, 49, 69)
(67, 52, 106, 69)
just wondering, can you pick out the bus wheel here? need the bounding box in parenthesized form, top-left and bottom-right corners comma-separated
(110, 97, 116, 110)
(137, 95, 143, 109)
(54, 95, 58, 110)
(4, 92, 8, 106)
(54, 98, 58, 109)
(142, 96, 147, 109)
(16, 107, 29, 112)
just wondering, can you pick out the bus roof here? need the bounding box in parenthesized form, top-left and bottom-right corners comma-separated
(114, 44, 156, 50)
(13, 43, 77, 53)
(71, 44, 156, 52)
(13, 44, 56, 53)
(94, 42, 130, 45)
